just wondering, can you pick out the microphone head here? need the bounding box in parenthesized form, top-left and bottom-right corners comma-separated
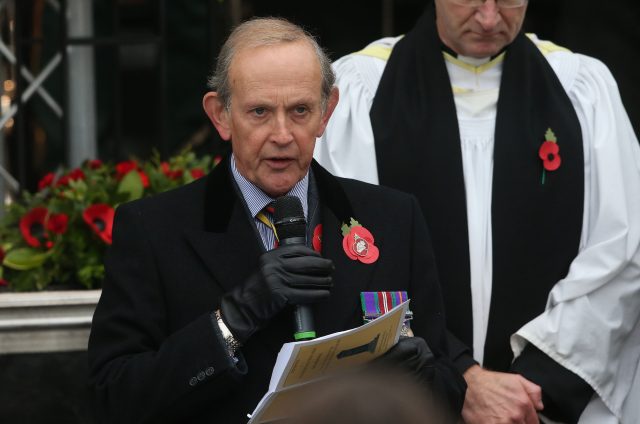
(274, 195, 306, 243)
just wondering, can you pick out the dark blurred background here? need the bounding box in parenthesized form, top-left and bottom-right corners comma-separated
(0, 1, 638, 422)
(0, 0, 638, 193)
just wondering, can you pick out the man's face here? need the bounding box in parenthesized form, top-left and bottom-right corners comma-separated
(205, 41, 338, 197)
(434, 0, 528, 58)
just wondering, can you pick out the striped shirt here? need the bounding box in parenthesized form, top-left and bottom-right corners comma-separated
(230, 154, 309, 250)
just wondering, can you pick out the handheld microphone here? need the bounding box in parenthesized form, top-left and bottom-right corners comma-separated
(273, 195, 316, 341)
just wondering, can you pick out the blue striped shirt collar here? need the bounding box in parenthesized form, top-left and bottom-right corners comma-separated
(230, 153, 309, 219)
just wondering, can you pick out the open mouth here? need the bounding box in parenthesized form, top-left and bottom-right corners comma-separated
(265, 157, 294, 169)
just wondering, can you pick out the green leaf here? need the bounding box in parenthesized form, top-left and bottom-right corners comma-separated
(545, 128, 557, 143)
(341, 223, 350, 237)
(68, 180, 88, 202)
(117, 170, 144, 201)
(349, 217, 361, 228)
(3, 248, 52, 271)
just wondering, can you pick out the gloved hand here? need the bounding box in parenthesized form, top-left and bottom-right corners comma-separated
(220, 244, 334, 343)
(374, 336, 436, 383)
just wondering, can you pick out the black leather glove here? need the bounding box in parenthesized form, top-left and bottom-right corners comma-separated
(374, 336, 436, 383)
(374, 337, 465, 421)
(220, 244, 334, 343)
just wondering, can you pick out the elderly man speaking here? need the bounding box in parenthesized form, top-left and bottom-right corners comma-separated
(88, 17, 466, 423)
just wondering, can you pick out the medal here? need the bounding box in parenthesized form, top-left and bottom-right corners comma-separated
(360, 291, 413, 336)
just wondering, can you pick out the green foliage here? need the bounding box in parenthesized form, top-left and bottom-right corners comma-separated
(0, 149, 219, 292)
(341, 218, 362, 236)
(117, 170, 145, 201)
(3, 248, 52, 270)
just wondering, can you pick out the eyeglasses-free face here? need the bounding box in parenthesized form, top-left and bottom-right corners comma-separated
(435, 0, 529, 58)
(449, 0, 527, 9)
(203, 41, 339, 198)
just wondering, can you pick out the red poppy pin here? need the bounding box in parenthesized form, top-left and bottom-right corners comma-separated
(312, 224, 323, 253)
(539, 128, 561, 185)
(341, 218, 379, 264)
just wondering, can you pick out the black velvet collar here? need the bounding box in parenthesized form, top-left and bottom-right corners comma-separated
(370, 3, 583, 370)
(203, 155, 237, 233)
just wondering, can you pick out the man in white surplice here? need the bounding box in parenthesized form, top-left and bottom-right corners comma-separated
(314, 0, 640, 423)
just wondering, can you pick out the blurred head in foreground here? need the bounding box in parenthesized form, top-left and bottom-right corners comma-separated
(287, 369, 449, 424)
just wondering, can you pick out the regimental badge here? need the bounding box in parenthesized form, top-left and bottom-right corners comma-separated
(352, 234, 369, 257)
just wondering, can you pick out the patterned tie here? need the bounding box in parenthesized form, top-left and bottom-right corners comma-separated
(256, 202, 279, 249)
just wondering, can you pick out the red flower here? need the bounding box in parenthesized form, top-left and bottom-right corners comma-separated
(190, 168, 205, 179)
(0, 278, 8, 287)
(115, 160, 138, 180)
(55, 168, 85, 187)
(87, 159, 103, 169)
(161, 162, 183, 180)
(138, 170, 150, 188)
(56, 175, 70, 187)
(213, 156, 222, 166)
(47, 213, 69, 235)
(70, 168, 85, 179)
(19, 207, 49, 247)
(115, 161, 149, 188)
(83, 204, 115, 244)
(539, 141, 561, 171)
(38, 172, 56, 191)
(342, 225, 379, 264)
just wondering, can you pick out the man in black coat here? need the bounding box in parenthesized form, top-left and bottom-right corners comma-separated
(88, 17, 465, 423)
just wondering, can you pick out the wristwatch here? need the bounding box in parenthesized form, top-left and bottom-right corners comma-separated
(214, 309, 242, 358)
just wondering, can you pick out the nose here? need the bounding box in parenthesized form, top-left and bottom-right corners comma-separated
(271, 112, 294, 145)
(475, 0, 502, 32)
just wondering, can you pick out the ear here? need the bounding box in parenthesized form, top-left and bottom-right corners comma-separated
(203, 92, 232, 141)
(316, 87, 339, 137)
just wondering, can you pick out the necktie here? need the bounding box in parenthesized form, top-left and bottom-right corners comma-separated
(256, 203, 279, 249)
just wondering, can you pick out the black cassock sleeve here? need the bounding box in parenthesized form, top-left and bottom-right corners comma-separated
(511, 343, 594, 423)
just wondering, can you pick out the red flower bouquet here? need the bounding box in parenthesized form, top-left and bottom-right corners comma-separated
(0, 149, 219, 291)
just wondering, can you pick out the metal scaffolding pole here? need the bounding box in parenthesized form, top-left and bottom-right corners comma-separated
(66, 0, 96, 166)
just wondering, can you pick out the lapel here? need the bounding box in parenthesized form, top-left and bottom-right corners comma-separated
(184, 155, 263, 294)
(311, 162, 380, 334)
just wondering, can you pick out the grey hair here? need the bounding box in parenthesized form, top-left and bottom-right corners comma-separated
(207, 17, 335, 112)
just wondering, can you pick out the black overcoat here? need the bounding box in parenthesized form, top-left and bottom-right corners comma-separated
(88, 158, 465, 423)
